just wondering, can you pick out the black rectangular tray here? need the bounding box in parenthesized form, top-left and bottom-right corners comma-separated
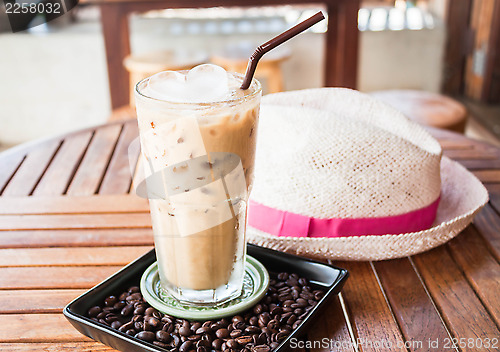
(64, 244, 348, 352)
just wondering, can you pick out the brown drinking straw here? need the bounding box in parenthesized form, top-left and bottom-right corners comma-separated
(240, 11, 325, 90)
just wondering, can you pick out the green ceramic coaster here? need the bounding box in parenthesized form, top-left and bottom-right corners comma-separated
(140, 256, 269, 320)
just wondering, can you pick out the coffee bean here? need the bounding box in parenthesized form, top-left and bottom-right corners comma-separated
(267, 319, 279, 331)
(147, 317, 160, 329)
(270, 342, 279, 349)
(135, 331, 155, 342)
(230, 329, 242, 338)
(105, 313, 119, 323)
(111, 321, 122, 329)
(253, 304, 263, 315)
(172, 334, 181, 347)
(196, 326, 212, 335)
(126, 292, 142, 301)
(287, 315, 297, 325)
(104, 296, 117, 307)
(232, 316, 245, 324)
(144, 307, 156, 316)
(134, 306, 145, 315)
(292, 320, 302, 329)
(197, 339, 211, 348)
(226, 339, 238, 349)
(188, 334, 202, 341)
(119, 321, 134, 332)
(235, 335, 253, 345)
(252, 344, 270, 352)
(179, 326, 191, 337)
(212, 339, 223, 350)
(128, 286, 140, 293)
(257, 332, 267, 345)
(233, 321, 245, 330)
(113, 301, 127, 310)
(274, 281, 286, 288)
(119, 292, 128, 301)
(248, 316, 259, 326)
(153, 341, 169, 348)
(216, 328, 230, 339)
(245, 326, 260, 334)
(88, 306, 101, 317)
(125, 329, 135, 336)
(300, 292, 314, 300)
(197, 347, 207, 352)
(155, 330, 171, 343)
(179, 340, 193, 352)
(121, 304, 134, 316)
(134, 321, 143, 331)
(276, 331, 288, 343)
(191, 322, 202, 332)
(258, 313, 270, 327)
(314, 291, 324, 300)
(162, 316, 174, 324)
(277, 286, 290, 294)
(277, 273, 288, 280)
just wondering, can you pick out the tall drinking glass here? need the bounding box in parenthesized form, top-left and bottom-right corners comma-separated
(135, 70, 261, 305)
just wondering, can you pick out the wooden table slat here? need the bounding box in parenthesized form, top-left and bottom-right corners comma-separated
(373, 258, 455, 351)
(443, 149, 499, 160)
(334, 261, 407, 352)
(472, 169, 500, 183)
(412, 246, 500, 351)
(33, 131, 94, 196)
(447, 227, 500, 327)
(66, 124, 123, 196)
(0, 266, 123, 289)
(0, 195, 148, 215)
(456, 158, 500, 170)
(0, 314, 92, 342)
(0, 213, 151, 230)
(0, 229, 153, 249)
(485, 184, 500, 213)
(0, 153, 25, 193)
(0, 289, 86, 314)
(0, 246, 152, 267)
(99, 121, 140, 195)
(473, 205, 500, 261)
(1, 140, 61, 197)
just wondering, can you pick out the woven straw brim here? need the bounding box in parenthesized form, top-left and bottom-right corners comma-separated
(247, 157, 488, 261)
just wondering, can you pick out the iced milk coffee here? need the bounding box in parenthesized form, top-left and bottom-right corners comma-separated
(135, 64, 261, 304)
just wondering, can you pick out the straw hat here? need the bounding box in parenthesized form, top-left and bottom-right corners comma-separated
(247, 88, 488, 260)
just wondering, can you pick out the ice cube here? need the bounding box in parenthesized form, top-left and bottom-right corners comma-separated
(145, 64, 230, 103)
(185, 64, 229, 103)
(147, 70, 187, 102)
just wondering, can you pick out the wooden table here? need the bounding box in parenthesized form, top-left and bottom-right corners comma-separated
(81, 0, 360, 109)
(0, 119, 499, 351)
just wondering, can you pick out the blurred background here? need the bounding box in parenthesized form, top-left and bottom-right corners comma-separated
(0, 0, 499, 151)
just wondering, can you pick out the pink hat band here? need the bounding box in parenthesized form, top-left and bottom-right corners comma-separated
(248, 196, 440, 238)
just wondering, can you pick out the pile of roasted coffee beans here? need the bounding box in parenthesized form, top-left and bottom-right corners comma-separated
(87, 272, 325, 352)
